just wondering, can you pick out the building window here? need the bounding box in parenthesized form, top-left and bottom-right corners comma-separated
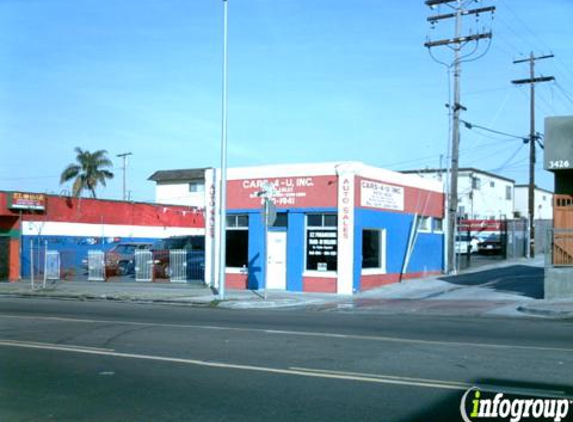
(434, 218, 444, 232)
(189, 182, 205, 193)
(306, 213, 337, 272)
(418, 216, 431, 232)
(472, 177, 481, 190)
(226, 214, 248, 267)
(490, 181, 495, 188)
(362, 229, 386, 271)
(227, 215, 248, 228)
(272, 212, 288, 228)
(506, 186, 512, 201)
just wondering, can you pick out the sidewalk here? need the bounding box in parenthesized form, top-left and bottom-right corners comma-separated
(0, 257, 571, 318)
(0, 279, 337, 310)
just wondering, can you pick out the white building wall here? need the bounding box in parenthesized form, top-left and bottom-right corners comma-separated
(458, 171, 514, 219)
(155, 182, 205, 207)
(410, 170, 514, 220)
(514, 187, 554, 220)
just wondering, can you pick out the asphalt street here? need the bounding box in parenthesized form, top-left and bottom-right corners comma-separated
(0, 298, 572, 422)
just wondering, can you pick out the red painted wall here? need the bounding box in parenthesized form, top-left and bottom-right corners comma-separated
(228, 175, 338, 210)
(361, 271, 442, 291)
(303, 277, 337, 293)
(0, 192, 204, 228)
(226, 273, 248, 289)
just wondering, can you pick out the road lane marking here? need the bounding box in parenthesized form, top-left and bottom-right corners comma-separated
(0, 339, 114, 352)
(1, 314, 572, 354)
(289, 367, 471, 388)
(289, 367, 573, 398)
(0, 339, 467, 391)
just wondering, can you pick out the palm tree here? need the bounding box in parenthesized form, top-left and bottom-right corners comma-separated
(60, 148, 114, 198)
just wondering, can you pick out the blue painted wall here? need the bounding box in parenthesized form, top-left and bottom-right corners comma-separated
(230, 207, 336, 292)
(286, 212, 305, 292)
(354, 209, 444, 291)
(246, 211, 264, 290)
(20, 235, 159, 278)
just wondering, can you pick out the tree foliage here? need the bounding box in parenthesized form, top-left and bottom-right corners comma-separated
(60, 147, 114, 198)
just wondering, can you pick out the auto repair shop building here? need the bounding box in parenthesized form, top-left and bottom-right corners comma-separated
(152, 162, 445, 294)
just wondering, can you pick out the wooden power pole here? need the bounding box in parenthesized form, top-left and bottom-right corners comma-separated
(424, 0, 495, 274)
(512, 53, 554, 258)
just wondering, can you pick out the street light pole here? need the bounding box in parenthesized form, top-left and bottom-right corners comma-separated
(116, 152, 132, 201)
(218, 0, 229, 300)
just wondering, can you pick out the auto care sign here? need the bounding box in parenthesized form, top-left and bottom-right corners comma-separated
(360, 180, 404, 211)
(8, 192, 47, 211)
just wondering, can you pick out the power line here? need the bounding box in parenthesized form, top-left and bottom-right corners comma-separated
(460, 120, 527, 141)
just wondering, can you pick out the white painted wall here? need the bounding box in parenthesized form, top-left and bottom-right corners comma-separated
(514, 186, 554, 220)
(411, 170, 514, 219)
(155, 182, 205, 207)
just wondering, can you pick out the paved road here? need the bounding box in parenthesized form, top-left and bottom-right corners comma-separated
(0, 298, 572, 421)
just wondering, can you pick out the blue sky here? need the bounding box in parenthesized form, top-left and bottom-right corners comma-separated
(0, 0, 571, 201)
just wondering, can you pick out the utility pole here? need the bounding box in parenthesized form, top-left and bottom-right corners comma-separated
(218, 0, 229, 300)
(512, 53, 554, 259)
(424, 0, 495, 274)
(116, 152, 133, 201)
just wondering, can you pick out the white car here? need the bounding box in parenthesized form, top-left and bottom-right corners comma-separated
(455, 235, 480, 254)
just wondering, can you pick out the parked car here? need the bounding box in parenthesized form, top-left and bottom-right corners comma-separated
(478, 234, 503, 255)
(455, 235, 480, 255)
(105, 242, 153, 276)
(82, 242, 153, 276)
(150, 236, 205, 280)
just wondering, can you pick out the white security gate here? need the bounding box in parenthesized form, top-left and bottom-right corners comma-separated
(170, 250, 187, 283)
(135, 250, 153, 282)
(44, 250, 61, 281)
(88, 250, 105, 281)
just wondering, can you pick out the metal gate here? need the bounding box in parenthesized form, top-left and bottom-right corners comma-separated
(44, 250, 61, 281)
(169, 250, 187, 283)
(168, 250, 205, 283)
(88, 250, 105, 281)
(135, 250, 153, 282)
(505, 219, 528, 260)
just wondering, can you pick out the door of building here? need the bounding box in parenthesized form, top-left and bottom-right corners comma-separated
(0, 237, 9, 280)
(266, 231, 287, 290)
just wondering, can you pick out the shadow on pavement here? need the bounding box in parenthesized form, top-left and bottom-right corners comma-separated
(402, 378, 573, 422)
(439, 265, 544, 299)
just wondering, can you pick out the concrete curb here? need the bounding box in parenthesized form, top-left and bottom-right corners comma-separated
(0, 291, 216, 306)
(0, 290, 321, 310)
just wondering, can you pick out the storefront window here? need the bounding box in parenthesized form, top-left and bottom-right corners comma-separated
(226, 214, 248, 268)
(362, 229, 386, 271)
(306, 213, 337, 272)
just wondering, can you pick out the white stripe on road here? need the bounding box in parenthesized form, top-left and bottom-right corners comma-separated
(0, 339, 114, 353)
(0, 339, 468, 391)
(1, 314, 572, 354)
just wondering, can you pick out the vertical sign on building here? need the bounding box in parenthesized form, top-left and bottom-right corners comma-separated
(204, 168, 218, 288)
(337, 165, 355, 294)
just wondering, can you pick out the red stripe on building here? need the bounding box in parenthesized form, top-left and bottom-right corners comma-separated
(361, 271, 442, 291)
(303, 277, 337, 293)
(226, 273, 249, 290)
